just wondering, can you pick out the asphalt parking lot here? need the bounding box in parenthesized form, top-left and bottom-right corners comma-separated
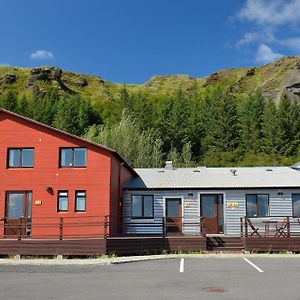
(0, 257, 299, 300)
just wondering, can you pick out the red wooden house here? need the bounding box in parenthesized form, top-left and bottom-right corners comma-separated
(0, 108, 135, 240)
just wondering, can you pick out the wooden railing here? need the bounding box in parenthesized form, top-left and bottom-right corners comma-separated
(108, 216, 203, 238)
(0, 216, 107, 240)
(0, 215, 204, 240)
(240, 216, 300, 238)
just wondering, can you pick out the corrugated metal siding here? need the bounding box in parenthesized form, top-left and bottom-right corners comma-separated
(224, 191, 246, 235)
(123, 192, 164, 235)
(123, 188, 300, 236)
(123, 191, 201, 235)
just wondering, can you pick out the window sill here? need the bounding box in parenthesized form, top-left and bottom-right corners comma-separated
(59, 167, 87, 169)
(7, 167, 34, 169)
(130, 218, 155, 223)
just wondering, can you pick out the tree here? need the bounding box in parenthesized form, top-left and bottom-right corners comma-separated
(276, 94, 300, 156)
(53, 95, 95, 135)
(0, 91, 18, 111)
(202, 88, 240, 153)
(17, 95, 28, 116)
(84, 111, 164, 168)
(239, 91, 265, 153)
(158, 90, 191, 153)
(262, 99, 280, 157)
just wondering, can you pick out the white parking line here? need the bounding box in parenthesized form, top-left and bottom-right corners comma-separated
(243, 257, 264, 273)
(179, 258, 184, 273)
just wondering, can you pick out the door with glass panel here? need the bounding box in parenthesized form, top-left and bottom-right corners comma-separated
(200, 194, 224, 234)
(165, 198, 182, 234)
(5, 192, 32, 238)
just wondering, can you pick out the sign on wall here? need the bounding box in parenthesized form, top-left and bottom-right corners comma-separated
(226, 202, 239, 208)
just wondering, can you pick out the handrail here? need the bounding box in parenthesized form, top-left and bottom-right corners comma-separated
(0, 215, 205, 240)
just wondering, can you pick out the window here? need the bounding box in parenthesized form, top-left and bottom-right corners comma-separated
(75, 191, 86, 212)
(58, 191, 68, 212)
(8, 148, 34, 168)
(131, 195, 154, 219)
(60, 148, 87, 167)
(292, 194, 300, 217)
(246, 194, 269, 217)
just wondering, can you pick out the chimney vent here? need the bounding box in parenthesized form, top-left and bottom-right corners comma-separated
(165, 161, 174, 170)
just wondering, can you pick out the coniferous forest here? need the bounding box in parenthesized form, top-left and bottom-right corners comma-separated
(1, 86, 300, 168)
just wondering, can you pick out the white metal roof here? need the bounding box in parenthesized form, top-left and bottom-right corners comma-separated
(125, 166, 300, 189)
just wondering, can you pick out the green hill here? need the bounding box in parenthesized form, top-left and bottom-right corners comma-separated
(1, 55, 300, 102)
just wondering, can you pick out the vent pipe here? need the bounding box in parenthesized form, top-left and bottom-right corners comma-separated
(165, 161, 174, 170)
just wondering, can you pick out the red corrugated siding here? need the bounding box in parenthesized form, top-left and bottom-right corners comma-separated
(0, 111, 133, 238)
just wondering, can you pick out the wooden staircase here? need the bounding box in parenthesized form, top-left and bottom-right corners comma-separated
(206, 236, 244, 252)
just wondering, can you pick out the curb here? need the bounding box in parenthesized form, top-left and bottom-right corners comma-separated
(0, 253, 300, 265)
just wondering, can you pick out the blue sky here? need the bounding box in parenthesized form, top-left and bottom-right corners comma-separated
(1, 0, 300, 83)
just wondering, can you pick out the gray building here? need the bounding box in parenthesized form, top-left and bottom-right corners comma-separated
(123, 162, 300, 236)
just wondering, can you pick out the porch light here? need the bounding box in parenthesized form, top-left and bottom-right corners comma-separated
(46, 186, 53, 192)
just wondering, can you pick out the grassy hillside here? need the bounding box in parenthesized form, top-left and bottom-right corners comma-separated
(1, 55, 300, 103)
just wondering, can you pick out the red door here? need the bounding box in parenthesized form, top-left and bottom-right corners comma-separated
(200, 194, 224, 235)
(5, 192, 32, 238)
(166, 198, 182, 235)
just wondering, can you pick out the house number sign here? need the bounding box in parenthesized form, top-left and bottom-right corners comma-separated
(226, 202, 239, 208)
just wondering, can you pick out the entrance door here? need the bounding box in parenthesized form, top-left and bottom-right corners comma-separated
(200, 194, 223, 234)
(5, 192, 32, 238)
(165, 198, 182, 234)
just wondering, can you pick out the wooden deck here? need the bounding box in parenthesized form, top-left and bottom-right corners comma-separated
(0, 239, 107, 256)
(2, 236, 300, 255)
(0, 236, 206, 256)
(244, 237, 300, 252)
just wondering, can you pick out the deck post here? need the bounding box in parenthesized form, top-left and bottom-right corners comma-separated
(104, 215, 108, 239)
(162, 217, 166, 238)
(245, 217, 248, 238)
(59, 217, 63, 240)
(240, 217, 243, 238)
(287, 216, 290, 237)
(18, 217, 22, 241)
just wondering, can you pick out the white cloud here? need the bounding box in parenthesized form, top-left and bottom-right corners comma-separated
(255, 44, 283, 64)
(234, 1, 300, 63)
(236, 32, 261, 47)
(278, 37, 300, 52)
(0, 62, 10, 66)
(236, 31, 275, 48)
(30, 50, 54, 60)
(238, 0, 300, 28)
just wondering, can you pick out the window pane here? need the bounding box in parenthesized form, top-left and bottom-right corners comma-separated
(257, 195, 269, 217)
(143, 196, 154, 217)
(74, 148, 86, 167)
(292, 194, 300, 217)
(58, 192, 68, 211)
(22, 149, 34, 167)
(61, 149, 73, 167)
(7, 193, 24, 218)
(166, 199, 181, 217)
(201, 195, 216, 217)
(246, 195, 257, 217)
(9, 149, 21, 167)
(132, 196, 142, 217)
(76, 191, 86, 211)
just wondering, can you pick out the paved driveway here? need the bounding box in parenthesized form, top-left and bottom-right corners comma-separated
(0, 257, 298, 299)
